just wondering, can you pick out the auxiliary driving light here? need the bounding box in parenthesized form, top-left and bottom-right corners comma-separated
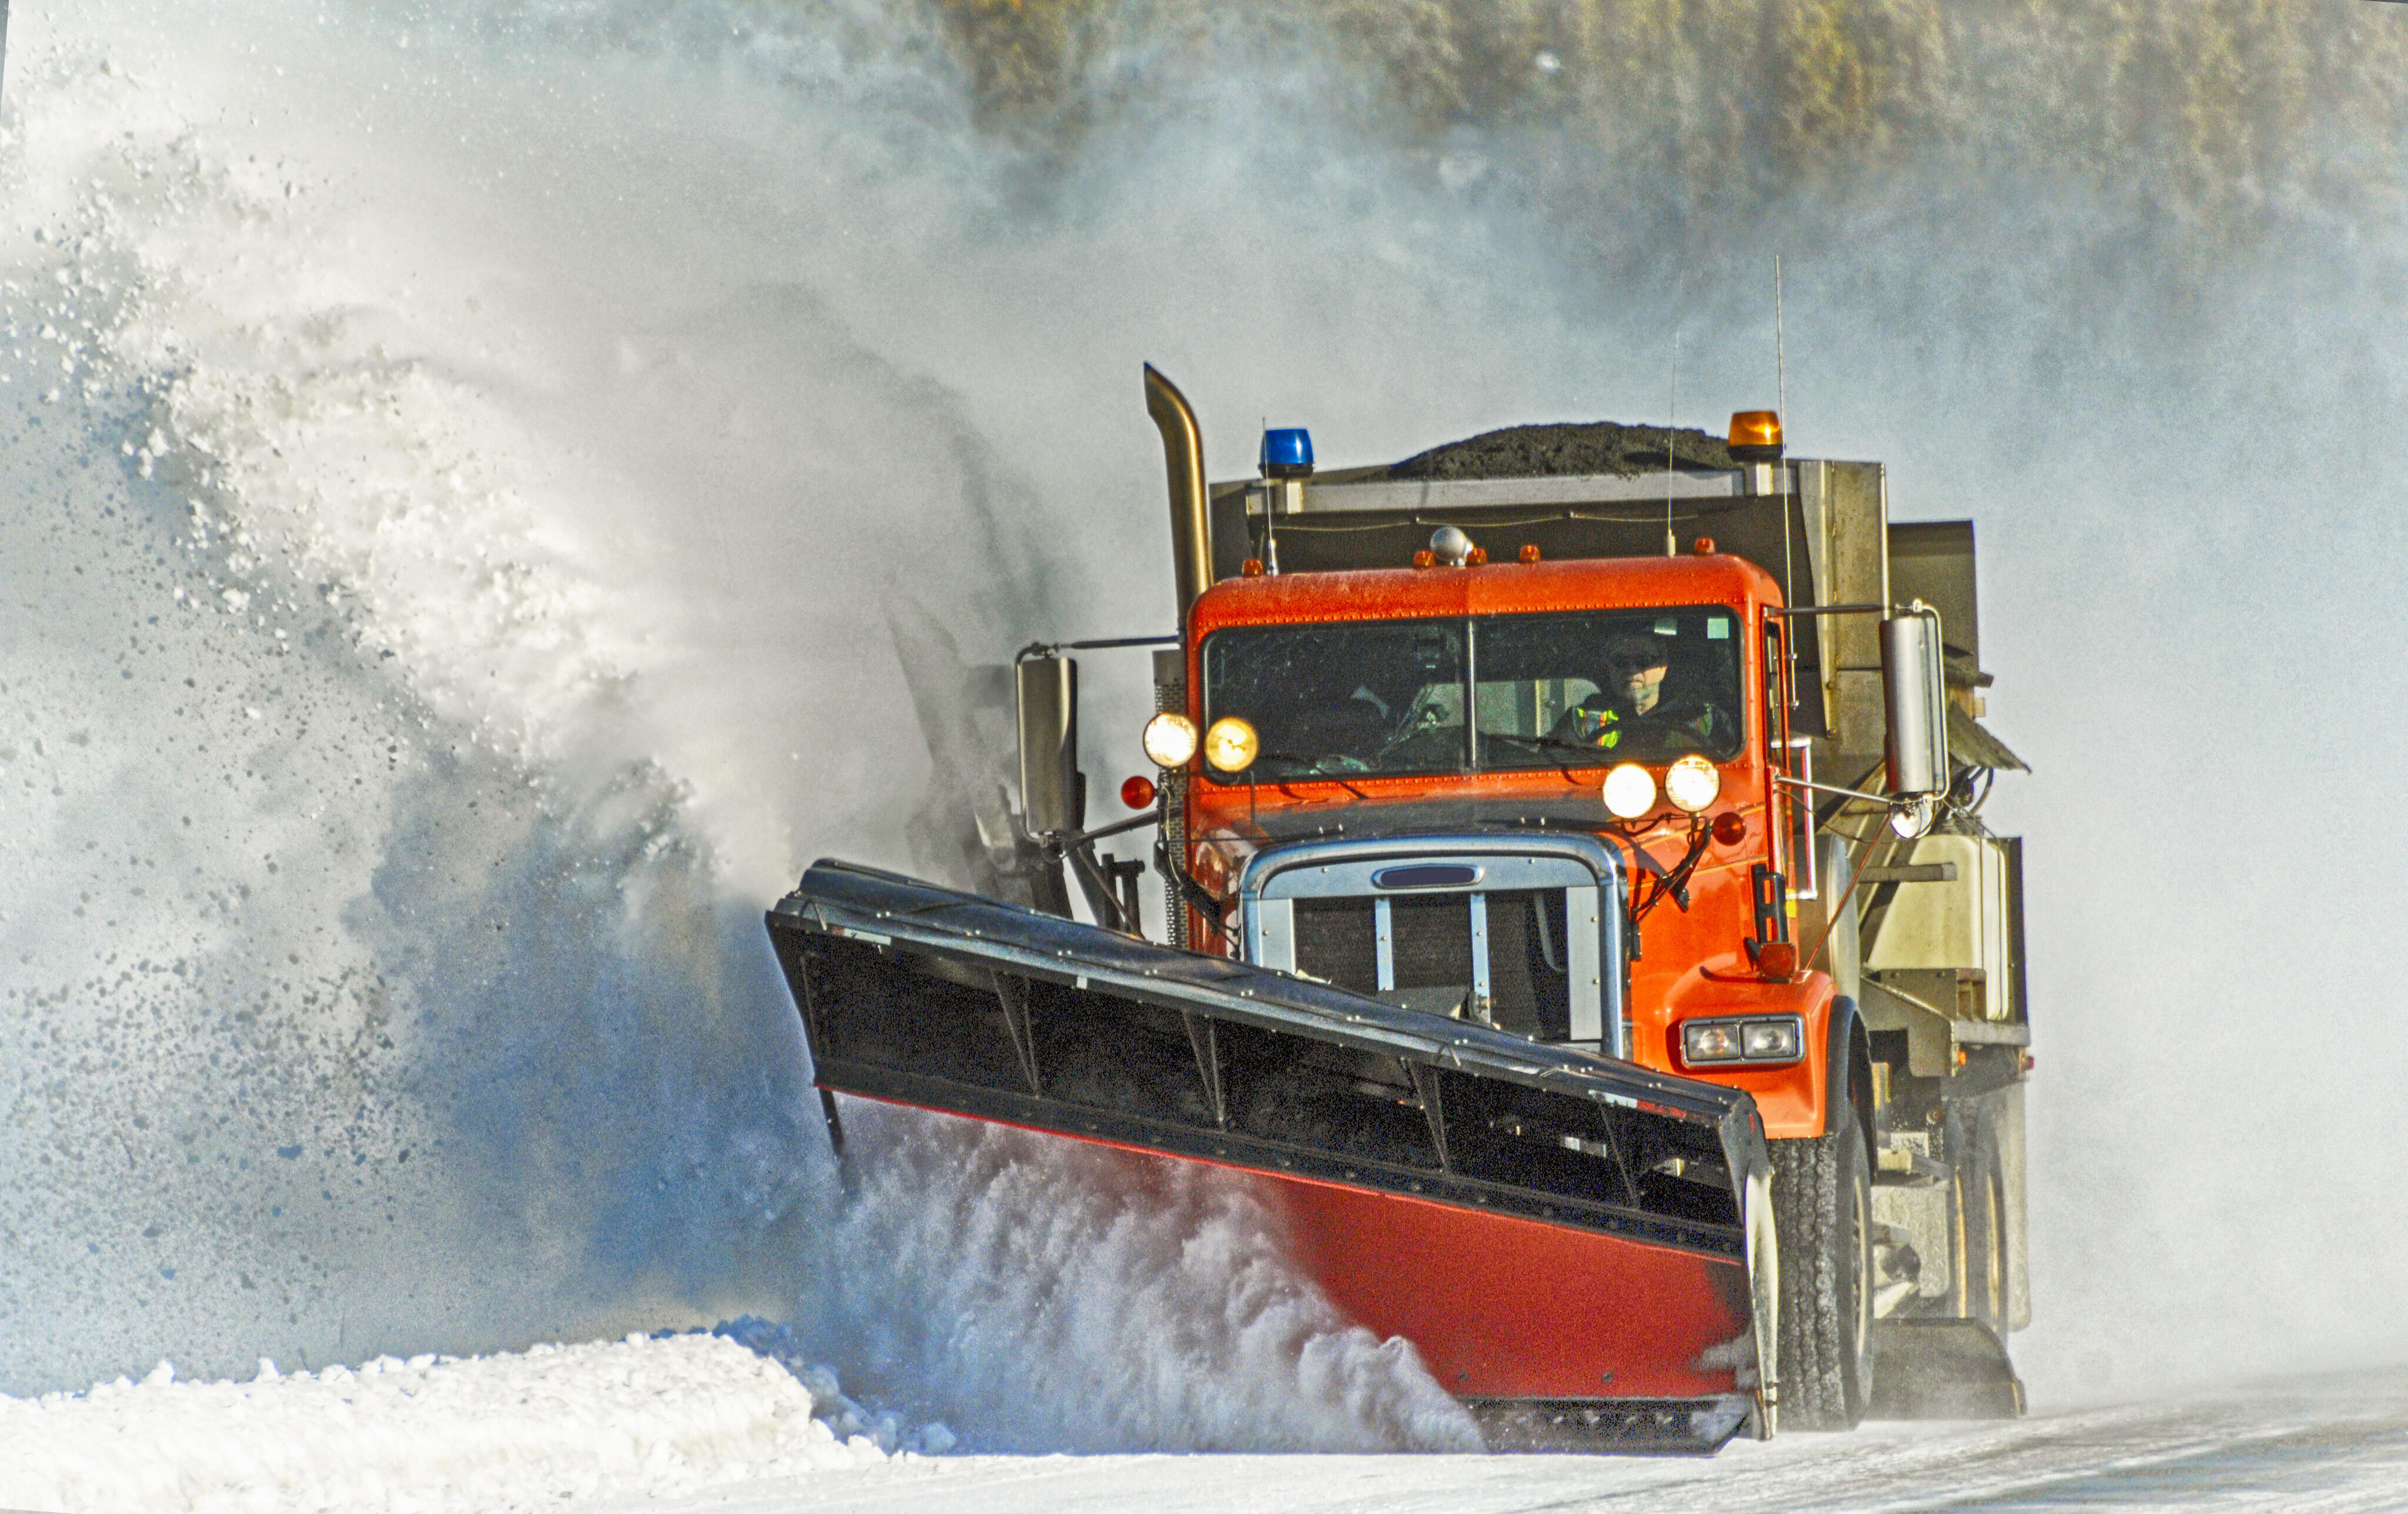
(1203, 716, 1260, 775)
(1681, 1013, 1807, 1067)
(1889, 794, 1938, 839)
(1142, 712, 1198, 769)
(1665, 754, 1721, 813)
(1601, 762, 1657, 820)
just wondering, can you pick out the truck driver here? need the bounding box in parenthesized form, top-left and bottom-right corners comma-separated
(1551, 632, 1732, 755)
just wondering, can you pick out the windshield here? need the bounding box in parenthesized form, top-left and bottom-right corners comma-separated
(1201, 607, 1746, 783)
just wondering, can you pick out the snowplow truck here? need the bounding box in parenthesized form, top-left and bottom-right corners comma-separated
(767, 366, 2032, 1451)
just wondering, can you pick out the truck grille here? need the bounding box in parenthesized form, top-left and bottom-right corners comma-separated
(1293, 889, 1573, 1040)
(1242, 836, 1623, 1054)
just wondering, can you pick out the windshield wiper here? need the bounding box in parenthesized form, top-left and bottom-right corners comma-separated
(1483, 732, 1604, 758)
(1253, 751, 1373, 800)
(1259, 750, 1373, 776)
(1480, 731, 1607, 783)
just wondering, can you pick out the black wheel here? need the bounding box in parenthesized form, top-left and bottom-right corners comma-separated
(1954, 1110, 2011, 1336)
(1770, 1091, 1875, 1431)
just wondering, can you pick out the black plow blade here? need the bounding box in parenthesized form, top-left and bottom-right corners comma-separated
(765, 861, 1781, 1445)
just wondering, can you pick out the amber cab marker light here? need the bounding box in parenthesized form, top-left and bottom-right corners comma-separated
(1519, 544, 1541, 563)
(1412, 549, 1435, 568)
(1120, 774, 1157, 809)
(1467, 547, 1489, 565)
(1692, 537, 1716, 556)
(1711, 810, 1748, 847)
(1755, 941, 1799, 981)
(1240, 558, 1265, 577)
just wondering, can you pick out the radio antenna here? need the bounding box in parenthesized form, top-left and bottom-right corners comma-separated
(1664, 320, 1681, 557)
(1775, 253, 1788, 424)
(1775, 253, 1798, 709)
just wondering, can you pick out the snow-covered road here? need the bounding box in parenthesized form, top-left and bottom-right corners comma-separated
(588, 1371, 2408, 1514)
(18, 1333, 2407, 1513)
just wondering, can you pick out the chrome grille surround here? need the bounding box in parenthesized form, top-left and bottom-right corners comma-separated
(1236, 833, 1628, 1059)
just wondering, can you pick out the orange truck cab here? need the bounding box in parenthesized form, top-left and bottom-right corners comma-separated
(1180, 551, 1844, 1141)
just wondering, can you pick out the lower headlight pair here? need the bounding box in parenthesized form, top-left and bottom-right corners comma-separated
(1680, 1014, 1805, 1066)
(1601, 754, 1722, 820)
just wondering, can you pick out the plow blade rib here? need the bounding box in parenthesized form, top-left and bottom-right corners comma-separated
(768, 860, 1777, 1451)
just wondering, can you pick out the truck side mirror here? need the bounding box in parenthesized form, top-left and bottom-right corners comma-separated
(1016, 655, 1082, 838)
(1879, 605, 1950, 799)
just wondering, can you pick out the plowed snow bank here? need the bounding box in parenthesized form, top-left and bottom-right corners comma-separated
(0, 1332, 891, 1513)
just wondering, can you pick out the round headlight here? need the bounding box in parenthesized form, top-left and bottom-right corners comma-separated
(1601, 762, 1657, 820)
(1203, 716, 1260, 775)
(1665, 753, 1722, 813)
(1142, 712, 1198, 769)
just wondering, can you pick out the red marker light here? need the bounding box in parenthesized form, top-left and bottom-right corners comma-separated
(1711, 811, 1748, 847)
(1754, 942, 1798, 981)
(1121, 775, 1158, 809)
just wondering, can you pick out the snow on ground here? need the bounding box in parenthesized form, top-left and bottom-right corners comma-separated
(14, 1334, 2408, 1514)
(0, 1331, 924, 1514)
(583, 1368, 2408, 1514)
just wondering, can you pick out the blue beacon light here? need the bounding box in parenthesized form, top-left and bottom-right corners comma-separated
(1260, 427, 1315, 478)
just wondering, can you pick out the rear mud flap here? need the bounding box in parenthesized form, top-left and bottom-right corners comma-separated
(769, 860, 1777, 1447)
(1867, 1319, 2027, 1419)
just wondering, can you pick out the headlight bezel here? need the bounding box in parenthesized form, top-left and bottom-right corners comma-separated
(1678, 1013, 1807, 1068)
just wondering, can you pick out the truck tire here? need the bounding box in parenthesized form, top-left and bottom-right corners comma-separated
(1770, 1092, 1874, 1430)
(1955, 1111, 2011, 1336)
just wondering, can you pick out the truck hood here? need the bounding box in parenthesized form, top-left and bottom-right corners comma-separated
(1245, 793, 1614, 845)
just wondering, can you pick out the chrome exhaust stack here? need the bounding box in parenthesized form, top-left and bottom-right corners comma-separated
(1144, 364, 1212, 621)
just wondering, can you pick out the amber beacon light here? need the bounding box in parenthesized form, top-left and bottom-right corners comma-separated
(1728, 409, 1785, 495)
(1727, 410, 1784, 454)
